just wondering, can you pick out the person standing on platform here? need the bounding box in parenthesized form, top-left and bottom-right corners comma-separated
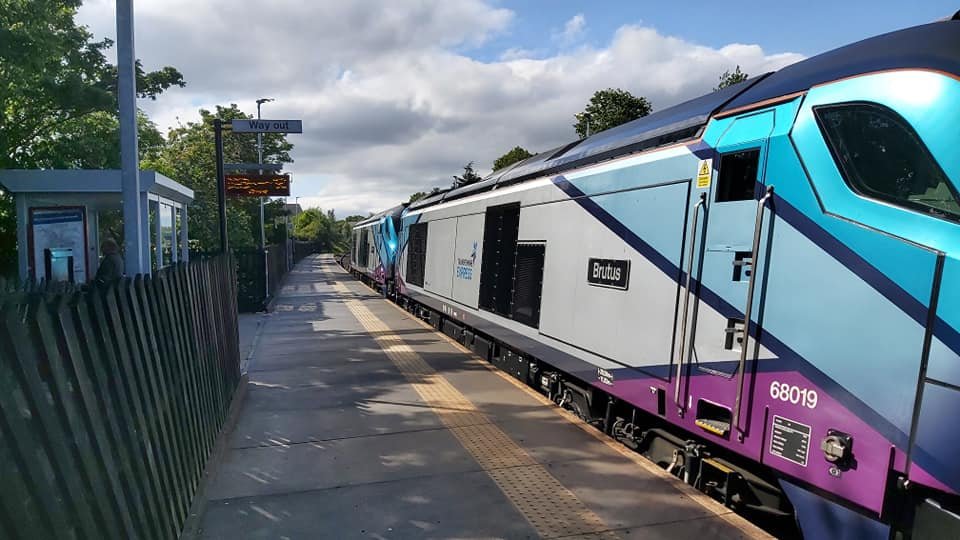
(94, 238, 125, 286)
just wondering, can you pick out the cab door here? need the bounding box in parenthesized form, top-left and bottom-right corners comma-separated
(675, 110, 778, 438)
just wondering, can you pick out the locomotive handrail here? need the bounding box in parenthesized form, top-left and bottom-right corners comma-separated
(733, 185, 774, 436)
(675, 192, 707, 409)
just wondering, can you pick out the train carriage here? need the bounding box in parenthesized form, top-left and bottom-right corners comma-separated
(360, 16, 960, 539)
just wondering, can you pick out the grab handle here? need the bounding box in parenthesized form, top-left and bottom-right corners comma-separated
(733, 186, 774, 434)
(674, 193, 707, 408)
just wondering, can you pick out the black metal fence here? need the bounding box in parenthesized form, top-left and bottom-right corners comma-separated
(234, 241, 324, 312)
(235, 244, 290, 312)
(293, 240, 322, 264)
(0, 254, 241, 540)
(235, 248, 266, 312)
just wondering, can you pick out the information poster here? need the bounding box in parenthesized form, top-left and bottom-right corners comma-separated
(30, 207, 88, 283)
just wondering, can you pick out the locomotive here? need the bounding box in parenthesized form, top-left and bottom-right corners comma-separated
(350, 204, 404, 291)
(349, 16, 960, 538)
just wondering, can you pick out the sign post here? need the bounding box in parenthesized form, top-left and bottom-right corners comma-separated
(214, 119, 228, 252)
(212, 117, 302, 304)
(231, 119, 303, 133)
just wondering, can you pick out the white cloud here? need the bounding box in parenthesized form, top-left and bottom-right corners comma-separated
(76, 1, 803, 218)
(555, 14, 587, 46)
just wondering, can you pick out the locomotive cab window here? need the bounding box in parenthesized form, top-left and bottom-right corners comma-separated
(715, 149, 760, 202)
(815, 102, 960, 221)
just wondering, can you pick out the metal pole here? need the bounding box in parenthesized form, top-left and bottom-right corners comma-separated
(180, 206, 189, 262)
(256, 98, 273, 303)
(153, 199, 162, 270)
(257, 102, 266, 250)
(170, 204, 178, 263)
(214, 119, 228, 252)
(116, 0, 142, 274)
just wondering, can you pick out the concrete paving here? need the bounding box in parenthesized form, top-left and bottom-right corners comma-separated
(186, 255, 770, 540)
(238, 312, 266, 373)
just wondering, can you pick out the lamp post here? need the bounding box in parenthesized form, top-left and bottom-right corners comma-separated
(256, 98, 274, 304)
(117, 0, 143, 274)
(256, 98, 274, 250)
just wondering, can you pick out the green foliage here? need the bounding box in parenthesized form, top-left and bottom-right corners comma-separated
(293, 208, 352, 252)
(0, 0, 184, 168)
(715, 66, 748, 91)
(144, 105, 295, 251)
(573, 88, 652, 139)
(493, 146, 534, 172)
(21, 109, 163, 169)
(452, 161, 483, 188)
(0, 0, 184, 277)
(292, 208, 325, 241)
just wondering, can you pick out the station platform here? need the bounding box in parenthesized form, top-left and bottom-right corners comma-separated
(184, 255, 772, 539)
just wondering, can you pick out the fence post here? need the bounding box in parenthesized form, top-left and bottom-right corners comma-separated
(2, 301, 101, 539)
(72, 292, 153, 539)
(0, 256, 242, 539)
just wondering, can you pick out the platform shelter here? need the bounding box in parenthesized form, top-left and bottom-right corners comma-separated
(0, 169, 194, 282)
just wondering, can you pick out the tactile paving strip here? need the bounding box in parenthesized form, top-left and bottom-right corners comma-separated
(332, 280, 620, 539)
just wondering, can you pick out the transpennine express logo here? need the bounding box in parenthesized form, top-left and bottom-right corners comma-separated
(456, 241, 478, 280)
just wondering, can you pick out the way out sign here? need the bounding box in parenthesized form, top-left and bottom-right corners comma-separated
(231, 119, 303, 133)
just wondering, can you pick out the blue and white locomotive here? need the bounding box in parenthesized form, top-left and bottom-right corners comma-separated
(351, 16, 960, 538)
(350, 204, 405, 291)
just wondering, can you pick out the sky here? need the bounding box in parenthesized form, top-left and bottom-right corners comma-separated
(75, 1, 958, 218)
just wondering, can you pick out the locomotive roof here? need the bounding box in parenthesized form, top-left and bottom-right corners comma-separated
(722, 19, 960, 112)
(405, 18, 960, 213)
(497, 77, 762, 186)
(407, 188, 451, 211)
(354, 203, 406, 228)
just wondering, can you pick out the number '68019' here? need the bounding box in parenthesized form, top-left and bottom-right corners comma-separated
(769, 381, 818, 409)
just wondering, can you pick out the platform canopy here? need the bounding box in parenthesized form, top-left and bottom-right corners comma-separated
(0, 169, 194, 282)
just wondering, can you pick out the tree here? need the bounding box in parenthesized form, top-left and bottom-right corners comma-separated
(493, 146, 534, 171)
(293, 209, 327, 241)
(452, 162, 483, 188)
(574, 88, 652, 139)
(293, 208, 354, 252)
(144, 105, 294, 251)
(0, 0, 184, 167)
(23, 110, 164, 169)
(0, 0, 185, 277)
(715, 66, 748, 91)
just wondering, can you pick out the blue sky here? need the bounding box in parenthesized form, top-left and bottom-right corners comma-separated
(472, 1, 958, 60)
(78, 0, 960, 217)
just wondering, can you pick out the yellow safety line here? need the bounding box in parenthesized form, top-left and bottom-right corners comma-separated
(332, 280, 620, 539)
(370, 288, 775, 540)
(326, 259, 771, 539)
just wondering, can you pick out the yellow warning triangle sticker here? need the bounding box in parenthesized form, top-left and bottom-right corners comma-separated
(696, 159, 712, 189)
